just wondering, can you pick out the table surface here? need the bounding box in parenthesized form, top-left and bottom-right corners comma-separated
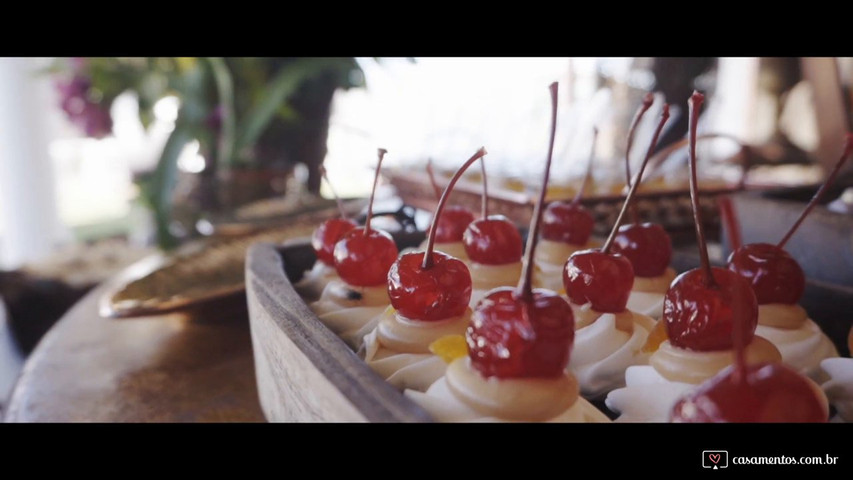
(3, 259, 265, 422)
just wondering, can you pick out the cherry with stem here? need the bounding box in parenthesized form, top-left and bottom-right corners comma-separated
(468, 82, 575, 379)
(332, 148, 399, 287)
(311, 166, 357, 266)
(387, 148, 487, 321)
(727, 133, 853, 305)
(539, 127, 598, 246)
(425, 158, 476, 244)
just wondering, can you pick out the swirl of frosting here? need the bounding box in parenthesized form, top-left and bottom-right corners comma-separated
(605, 365, 695, 422)
(820, 357, 853, 422)
(755, 305, 838, 380)
(293, 261, 339, 300)
(625, 268, 676, 320)
(469, 261, 523, 307)
(404, 357, 610, 422)
(650, 336, 782, 385)
(569, 309, 656, 398)
(309, 280, 390, 349)
(363, 308, 471, 391)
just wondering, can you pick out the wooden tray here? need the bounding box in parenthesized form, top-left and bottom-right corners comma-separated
(246, 234, 433, 422)
(246, 235, 853, 422)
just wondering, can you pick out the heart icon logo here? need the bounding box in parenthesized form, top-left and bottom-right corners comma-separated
(709, 454, 720, 464)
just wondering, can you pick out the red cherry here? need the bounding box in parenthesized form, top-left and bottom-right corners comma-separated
(467, 287, 574, 378)
(462, 215, 523, 265)
(727, 243, 805, 305)
(540, 201, 595, 245)
(388, 251, 471, 321)
(332, 148, 398, 287)
(388, 148, 486, 320)
(430, 205, 476, 243)
(333, 227, 398, 287)
(563, 249, 634, 312)
(311, 218, 357, 266)
(671, 362, 826, 422)
(663, 267, 758, 351)
(610, 222, 673, 277)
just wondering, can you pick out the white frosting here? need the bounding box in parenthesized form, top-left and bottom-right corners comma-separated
(625, 291, 665, 320)
(362, 308, 470, 392)
(405, 359, 610, 423)
(532, 239, 595, 292)
(605, 365, 694, 423)
(293, 261, 339, 300)
(468, 261, 522, 307)
(568, 308, 656, 399)
(605, 337, 782, 422)
(309, 280, 389, 350)
(624, 268, 676, 320)
(416, 239, 469, 262)
(756, 304, 839, 381)
(820, 357, 853, 423)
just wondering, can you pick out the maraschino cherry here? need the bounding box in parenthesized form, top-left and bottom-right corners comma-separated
(425, 159, 476, 243)
(539, 128, 598, 246)
(462, 155, 523, 265)
(670, 101, 829, 422)
(468, 82, 574, 378)
(727, 134, 853, 304)
(311, 165, 357, 265)
(663, 91, 758, 352)
(333, 149, 399, 287)
(562, 102, 671, 312)
(610, 93, 673, 278)
(386, 149, 487, 321)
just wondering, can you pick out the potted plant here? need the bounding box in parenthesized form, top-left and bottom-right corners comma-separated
(50, 57, 365, 249)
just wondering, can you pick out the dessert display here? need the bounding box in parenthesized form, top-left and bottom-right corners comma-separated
(613, 94, 676, 319)
(406, 83, 609, 422)
(605, 92, 783, 421)
(560, 102, 671, 399)
(295, 166, 357, 300)
(363, 148, 487, 391)
(532, 127, 599, 292)
(310, 149, 400, 350)
(463, 159, 524, 307)
(725, 135, 852, 380)
(414, 159, 476, 262)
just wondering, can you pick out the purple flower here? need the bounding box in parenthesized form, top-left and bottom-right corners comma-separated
(55, 73, 113, 139)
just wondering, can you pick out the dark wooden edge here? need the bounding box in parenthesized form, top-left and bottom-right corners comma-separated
(246, 241, 433, 423)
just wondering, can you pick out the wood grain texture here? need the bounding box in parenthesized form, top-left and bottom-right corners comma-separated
(246, 240, 433, 422)
(3, 258, 264, 422)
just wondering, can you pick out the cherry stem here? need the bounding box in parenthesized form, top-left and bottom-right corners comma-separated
(601, 104, 671, 255)
(686, 91, 716, 288)
(518, 82, 560, 301)
(777, 133, 853, 248)
(480, 156, 489, 219)
(731, 271, 749, 384)
(422, 147, 489, 269)
(571, 126, 598, 206)
(364, 148, 387, 236)
(625, 93, 655, 224)
(625, 93, 655, 188)
(425, 158, 442, 201)
(320, 165, 348, 220)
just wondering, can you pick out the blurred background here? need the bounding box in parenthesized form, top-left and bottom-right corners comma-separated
(1, 57, 853, 410)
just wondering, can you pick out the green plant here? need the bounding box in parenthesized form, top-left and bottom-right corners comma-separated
(50, 57, 365, 249)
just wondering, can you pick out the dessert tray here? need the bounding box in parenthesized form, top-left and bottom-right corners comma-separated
(246, 233, 853, 422)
